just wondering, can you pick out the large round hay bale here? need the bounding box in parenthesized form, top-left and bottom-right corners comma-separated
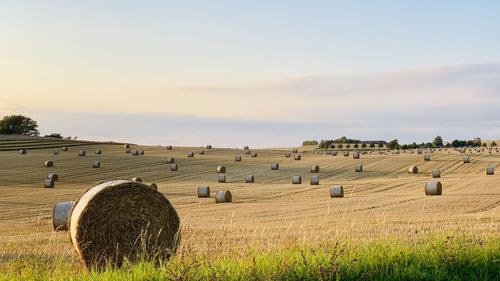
(199, 150, 205, 155)
(292, 176, 302, 184)
(425, 181, 442, 195)
(432, 169, 441, 178)
(244, 175, 254, 183)
(330, 185, 344, 198)
(166, 157, 175, 163)
(424, 154, 430, 161)
(215, 191, 232, 203)
(463, 155, 470, 163)
(47, 173, 58, 181)
(343, 151, 349, 157)
(355, 164, 363, 172)
(310, 175, 319, 185)
(62, 146, 68, 151)
(243, 146, 249, 150)
(353, 152, 360, 159)
(251, 151, 257, 157)
(131, 177, 142, 183)
(294, 155, 301, 160)
(198, 186, 210, 198)
(95, 150, 102, 155)
(52, 201, 75, 231)
(235, 155, 242, 162)
(217, 174, 226, 183)
(206, 145, 212, 149)
(124, 144, 130, 149)
(408, 166, 418, 174)
(486, 166, 494, 175)
(68, 180, 180, 268)
(53, 149, 60, 155)
(245, 150, 251, 155)
(166, 145, 172, 150)
(271, 162, 279, 170)
(19, 149, 27, 155)
(92, 160, 100, 168)
(285, 152, 291, 158)
(310, 165, 320, 173)
(332, 151, 338, 156)
(79, 150, 86, 156)
(170, 163, 178, 171)
(216, 166, 226, 173)
(187, 152, 194, 158)
(44, 160, 54, 167)
(44, 179, 55, 188)
(139, 150, 145, 155)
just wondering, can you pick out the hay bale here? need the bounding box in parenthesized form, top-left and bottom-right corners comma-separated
(187, 152, 194, 157)
(463, 155, 470, 163)
(310, 175, 319, 185)
(417, 149, 423, 154)
(329, 185, 344, 198)
(408, 166, 418, 174)
(125, 148, 131, 153)
(294, 155, 301, 160)
(166, 145, 172, 150)
(343, 151, 349, 157)
(486, 166, 494, 175)
(244, 175, 255, 183)
(166, 157, 175, 163)
(271, 162, 279, 170)
(425, 181, 442, 195)
(332, 151, 338, 156)
(53, 149, 60, 155)
(234, 155, 242, 162)
(68, 180, 180, 268)
(19, 149, 27, 155)
(285, 152, 291, 157)
(47, 173, 59, 181)
(62, 146, 68, 151)
(52, 201, 76, 231)
(251, 151, 257, 157)
(170, 163, 178, 171)
(245, 150, 251, 155)
(432, 169, 441, 178)
(215, 191, 232, 203)
(206, 145, 212, 149)
(199, 150, 205, 155)
(44, 179, 55, 188)
(423, 154, 430, 161)
(95, 150, 102, 155)
(79, 150, 86, 156)
(139, 150, 144, 155)
(293, 149, 298, 153)
(92, 160, 101, 168)
(353, 151, 360, 159)
(458, 148, 465, 153)
(44, 160, 54, 167)
(292, 176, 302, 184)
(310, 165, 320, 173)
(124, 144, 130, 149)
(217, 174, 226, 183)
(244, 146, 249, 150)
(131, 177, 142, 183)
(216, 166, 226, 173)
(325, 151, 332, 155)
(355, 164, 363, 172)
(198, 185, 210, 198)
(144, 182, 158, 191)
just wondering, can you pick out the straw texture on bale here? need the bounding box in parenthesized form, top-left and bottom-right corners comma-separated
(294, 155, 301, 160)
(424, 154, 430, 161)
(79, 150, 86, 156)
(92, 160, 100, 168)
(432, 169, 441, 178)
(19, 149, 26, 155)
(343, 151, 349, 157)
(235, 155, 242, 162)
(131, 177, 142, 183)
(310, 165, 320, 173)
(53, 149, 59, 155)
(187, 152, 194, 157)
(463, 155, 470, 163)
(330, 185, 344, 198)
(271, 162, 279, 170)
(52, 201, 76, 231)
(170, 163, 178, 171)
(425, 181, 442, 196)
(69, 180, 180, 268)
(44, 179, 54, 188)
(486, 166, 494, 175)
(215, 191, 232, 203)
(310, 175, 319, 185)
(355, 164, 363, 172)
(216, 166, 226, 173)
(285, 153, 291, 157)
(217, 174, 226, 183)
(251, 151, 258, 157)
(292, 176, 302, 184)
(95, 150, 102, 155)
(244, 175, 255, 183)
(198, 186, 210, 198)
(407, 166, 418, 174)
(47, 173, 58, 181)
(44, 160, 54, 167)
(353, 152, 360, 159)
(62, 146, 68, 151)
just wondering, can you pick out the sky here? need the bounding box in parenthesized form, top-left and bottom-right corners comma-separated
(1, 1, 500, 147)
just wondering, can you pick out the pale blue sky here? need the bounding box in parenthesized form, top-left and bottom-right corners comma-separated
(1, 1, 499, 146)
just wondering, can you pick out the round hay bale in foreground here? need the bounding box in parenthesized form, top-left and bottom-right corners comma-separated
(407, 166, 418, 174)
(95, 150, 102, 155)
(215, 191, 232, 203)
(235, 155, 242, 162)
(271, 162, 279, 170)
(217, 174, 226, 183)
(170, 163, 178, 171)
(92, 160, 100, 168)
(463, 155, 470, 163)
(78, 150, 86, 156)
(47, 173, 59, 181)
(62, 146, 68, 151)
(425, 181, 442, 195)
(310, 175, 319, 185)
(486, 166, 494, 175)
(216, 166, 226, 173)
(424, 154, 430, 161)
(53, 149, 60, 155)
(244, 175, 254, 183)
(355, 164, 363, 172)
(330, 185, 344, 198)
(432, 169, 441, 178)
(198, 185, 210, 198)
(292, 176, 302, 184)
(294, 155, 301, 160)
(310, 165, 320, 173)
(124, 144, 130, 149)
(251, 151, 258, 157)
(44, 179, 55, 188)
(44, 160, 54, 167)
(166, 157, 175, 163)
(131, 177, 142, 183)
(53, 201, 76, 231)
(69, 180, 180, 268)
(19, 149, 27, 155)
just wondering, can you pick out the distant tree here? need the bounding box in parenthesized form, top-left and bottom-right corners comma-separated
(353, 144, 359, 148)
(337, 144, 343, 149)
(302, 140, 318, 146)
(0, 115, 39, 136)
(377, 143, 384, 148)
(451, 139, 466, 148)
(491, 141, 497, 147)
(410, 142, 418, 149)
(425, 143, 433, 148)
(432, 135, 444, 148)
(346, 144, 351, 148)
(369, 143, 375, 148)
(333, 136, 361, 144)
(45, 133, 63, 138)
(330, 144, 336, 148)
(361, 143, 367, 148)
(387, 139, 399, 150)
(482, 143, 487, 147)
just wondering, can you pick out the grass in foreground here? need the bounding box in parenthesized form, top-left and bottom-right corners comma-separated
(1, 232, 499, 281)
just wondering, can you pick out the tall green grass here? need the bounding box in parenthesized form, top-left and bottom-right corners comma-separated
(2, 232, 499, 280)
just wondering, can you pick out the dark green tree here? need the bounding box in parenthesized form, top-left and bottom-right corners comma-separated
(0, 115, 39, 136)
(387, 139, 399, 150)
(432, 135, 443, 147)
